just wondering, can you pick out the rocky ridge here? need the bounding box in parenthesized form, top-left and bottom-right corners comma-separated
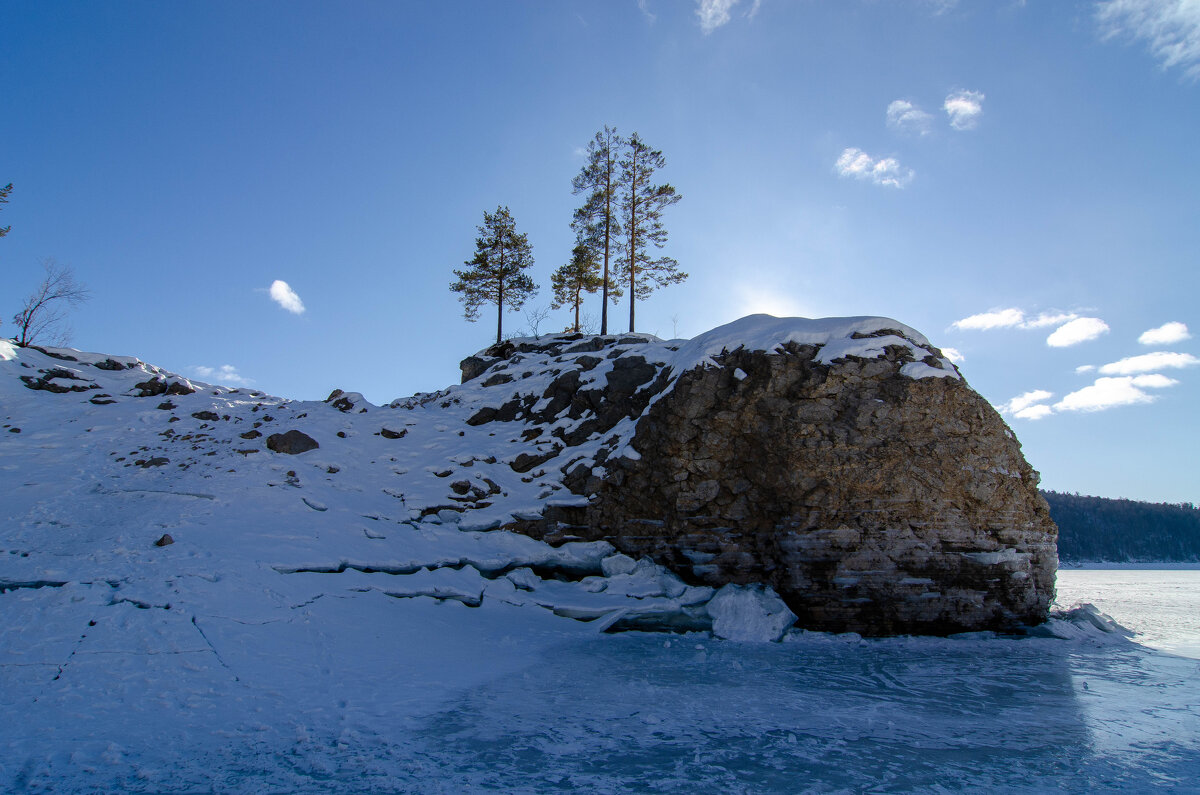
(1, 315, 1057, 637)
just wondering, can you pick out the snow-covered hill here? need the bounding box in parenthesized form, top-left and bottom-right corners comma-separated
(2, 325, 1195, 793)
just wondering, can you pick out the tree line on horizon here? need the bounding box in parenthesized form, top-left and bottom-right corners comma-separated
(450, 127, 686, 344)
(1045, 490, 1200, 562)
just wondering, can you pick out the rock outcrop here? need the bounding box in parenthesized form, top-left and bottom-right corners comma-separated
(460, 316, 1057, 636)
(3, 315, 1057, 637)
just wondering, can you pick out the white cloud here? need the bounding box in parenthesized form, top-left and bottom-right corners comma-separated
(1076, 364, 1097, 373)
(1046, 317, 1110, 347)
(1022, 311, 1080, 329)
(944, 89, 985, 130)
(269, 280, 305, 314)
(940, 347, 965, 363)
(696, 0, 741, 33)
(1139, 321, 1191, 345)
(1097, 0, 1200, 80)
(1015, 403, 1054, 420)
(1098, 350, 1200, 375)
(1000, 389, 1054, 417)
(637, 0, 657, 23)
(952, 308, 1025, 330)
(952, 308, 1091, 335)
(190, 364, 253, 387)
(1054, 374, 1177, 412)
(886, 100, 934, 135)
(835, 148, 914, 188)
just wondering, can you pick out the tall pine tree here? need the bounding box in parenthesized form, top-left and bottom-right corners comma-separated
(616, 133, 685, 333)
(450, 206, 537, 344)
(571, 127, 623, 335)
(551, 242, 603, 333)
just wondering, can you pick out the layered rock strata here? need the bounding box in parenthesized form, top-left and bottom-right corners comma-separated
(462, 317, 1057, 636)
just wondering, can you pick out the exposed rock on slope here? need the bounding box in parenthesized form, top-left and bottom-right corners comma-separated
(457, 315, 1057, 635)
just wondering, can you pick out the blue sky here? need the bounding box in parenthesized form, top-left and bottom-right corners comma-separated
(2, 0, 1197, 504)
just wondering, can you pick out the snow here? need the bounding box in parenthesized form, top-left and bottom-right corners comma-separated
(707, 583, 797, 642)
(2, 328, 1198, 791)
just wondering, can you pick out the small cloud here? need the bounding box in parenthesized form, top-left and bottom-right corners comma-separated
(952, 308, 1086, 333)
(940, 346, 965, 364)
(923, 0, 960, 14)
(952, 308, 1025, 330)
(944, 89, 985, 130)
(637, 0, 656, 23)
(1076, 364, 1097, 374)
(835, 148, 914, 188)
(1046, 317, 1109, 347)
(696, 0, 741, 33)
(1000, 389, 1054, 418)
(1098, 350, 1200, 375)
(1015, 403, 1054, 420)
(1022, 311, 1080, 329)
(269, 280, 305, 314)
(190, 364, 253, 387)
(1096, 0, 1200, 81)
(1054, 374, 1177, 413)
(886, 100, 934, 135)
(1139, 321, 1191, 345)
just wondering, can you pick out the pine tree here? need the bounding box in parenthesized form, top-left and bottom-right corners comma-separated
(551, 243, 604, 333)
(450, 206, 537, 344)
(616, 133, 685, 333)
(0, 183, 12, 238)
(571, 127, 623, 335)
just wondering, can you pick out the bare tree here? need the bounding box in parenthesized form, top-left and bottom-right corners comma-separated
(524, 305, 552, 338)
(12, 260, 91, 347)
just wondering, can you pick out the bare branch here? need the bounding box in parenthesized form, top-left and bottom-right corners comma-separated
(12, 259, 91, 347)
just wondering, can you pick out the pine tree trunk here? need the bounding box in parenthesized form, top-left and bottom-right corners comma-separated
(601, 165, 612, 336)
(627, 155, 639, 334)
(496, 275, 504, 344)
(573, 287, 581, 333)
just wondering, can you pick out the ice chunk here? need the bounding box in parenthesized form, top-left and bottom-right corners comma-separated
(600, 553, 637, 577)
(707, 583, 797, 642)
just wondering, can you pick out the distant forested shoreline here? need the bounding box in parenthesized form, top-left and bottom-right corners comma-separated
(1044, 490, 1200, 563)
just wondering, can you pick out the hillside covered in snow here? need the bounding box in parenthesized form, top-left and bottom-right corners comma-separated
(2, 319, 1196, 792)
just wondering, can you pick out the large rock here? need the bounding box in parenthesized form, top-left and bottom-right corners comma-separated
(266, 430, 319, 455)
(566, 342, 1057, 636)
(472, 317, 1057, 636)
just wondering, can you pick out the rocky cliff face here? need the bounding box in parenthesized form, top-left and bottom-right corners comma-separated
(464, 317, 1057, 636)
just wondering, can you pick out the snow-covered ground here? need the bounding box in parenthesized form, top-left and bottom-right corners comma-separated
(2, 334, 1198, 792)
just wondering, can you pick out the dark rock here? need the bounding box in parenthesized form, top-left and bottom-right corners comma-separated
(8, 427, 20, 433)
(380, 427, 407, 440)
(157, 401, 176, 411)
(482, 372, 514, 387)
(92, 359, 126, 371)
(134, 378, 194, 397)
(135, 457, 169, 468)
(154, 534, 174, 547)
(191, 411, 220, 421)
(266, 430, 319, 455)
(240, 430, 262, 439)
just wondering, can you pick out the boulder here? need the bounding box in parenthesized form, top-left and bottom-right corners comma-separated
(565, 342, 1057, 636)
(266, 430, 319, 455)
(475, 317, 1057, 636)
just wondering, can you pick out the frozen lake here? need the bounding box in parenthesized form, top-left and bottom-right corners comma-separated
(1055, 568, 1200, 660)
(4, 569, 1198, 793)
